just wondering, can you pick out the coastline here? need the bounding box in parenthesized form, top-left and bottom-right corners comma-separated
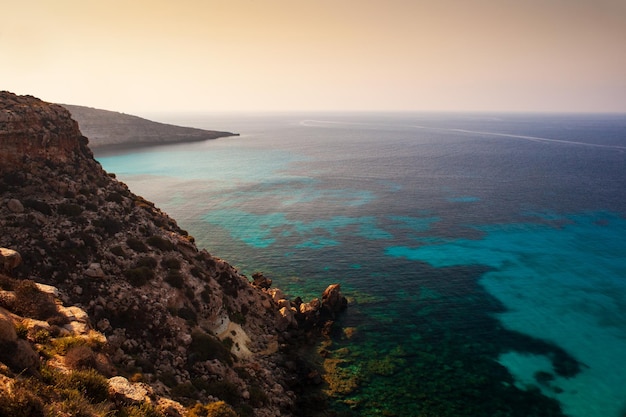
(61, 103, 240, 155)
(0, 91, 345, 416)
(89, 132, 240, 156)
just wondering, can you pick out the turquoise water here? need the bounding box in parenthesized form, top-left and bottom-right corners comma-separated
(98, 113, 626, 416)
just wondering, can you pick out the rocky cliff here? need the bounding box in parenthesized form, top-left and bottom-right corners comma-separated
(61, 104, 237, 153)
(0, 92, 346, 417)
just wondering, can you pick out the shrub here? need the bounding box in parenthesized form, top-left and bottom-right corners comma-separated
(23, 199, 52, 215)
(93, 217, 123, 236)
(0, 273, 15, 290)
(177, 307, 197, 323)
(147, 235, 175, 251)
(189, 330, 233, 365)
(201, 287, 212, 303)
(161, 257, 181, 270)
(171, 382, 197, 400)
(165, 270, 184, 289)
(15, 321, 28, 339)
(52, 334, 104, 356)
(13, 280, 58, 320)
(47, 388, 110, 417)
(124, 267, 154, 287)
(110, 245, 126, 257)
(57, 202, 83, 217)
(126, 237, 148, 253)
(229, 311, 246, 326)
(248, 385, 268, 407)
(33, 328, 51, 344)
(188, 401, 238, 417)
(0, 380, 45, 417)
(135, 256, 158, 269)
(61, 368, 110, 403)
(105, 192, 124, 203)
(122, 403, 165, 417)
(65, 345, 97, 370)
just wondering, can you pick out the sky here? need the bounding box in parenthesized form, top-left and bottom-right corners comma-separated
(2, 0, 625, 114)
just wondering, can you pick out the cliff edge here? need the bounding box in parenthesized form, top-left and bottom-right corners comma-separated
(0, 92, 345, 417)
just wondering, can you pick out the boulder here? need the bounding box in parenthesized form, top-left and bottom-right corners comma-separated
(108, 376, 152, 405)
(156, 397, 187, 417)
(7, 199, 24, 213)
(321, 284, 348, 318)
(0, 248, 21, 271)
(35, 283, 60, 297)
(277, 306, 297, 331)
(84, 263, 105, 278)
(251, 272, 272, 289)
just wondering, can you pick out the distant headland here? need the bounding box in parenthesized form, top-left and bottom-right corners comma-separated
(61, 104, 238, 153)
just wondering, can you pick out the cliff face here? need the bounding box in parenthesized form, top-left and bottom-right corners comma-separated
(0, 91, 93, 166)
(0, 92, 344, 416)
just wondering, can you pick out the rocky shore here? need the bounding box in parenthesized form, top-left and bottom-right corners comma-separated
(0, 91, 346, 417)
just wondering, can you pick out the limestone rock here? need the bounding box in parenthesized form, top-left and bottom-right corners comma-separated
(108, 376, 152, 405)
(155, 397, 187, 417)
(7, 199, 23, 213)
(277, 306, 297, 331)
(321, 283, 348, 318)
(0, 91, 92, 169)
(84, 263, 105, 278)
(251, 272, 272, 289)
(35, 283, 60, 297)
(0, 248, 21, 271)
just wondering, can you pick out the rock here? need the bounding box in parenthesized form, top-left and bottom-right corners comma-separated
(0, 91, 92, 169)
(64, 321, 89, 335)
(12, 339, 40, 371)
(268, 288, 286, 303)
(108, 376, 152, 405)
(277, 306, 297, 331)
(155, 397, 187, 417)
(251, 272, 272, 289)
(35, 283, 60, 297)
(84, 263, 105, 278)
(0, 308, 17, 343)
(7, 199, 24, 213)
(0, 248, 22, 271)
(299, 298, 321, 316)
(58, 305, 89, 323)
(321, 283, 348, 318)
(97, 318, 112, 333)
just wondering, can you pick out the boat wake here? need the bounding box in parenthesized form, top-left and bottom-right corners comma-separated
(300, 119, 626, 151)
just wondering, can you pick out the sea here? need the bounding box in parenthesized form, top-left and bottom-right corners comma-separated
(96, 112, 626, 417)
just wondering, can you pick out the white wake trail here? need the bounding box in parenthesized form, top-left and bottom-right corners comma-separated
(299, 119, 626, 151)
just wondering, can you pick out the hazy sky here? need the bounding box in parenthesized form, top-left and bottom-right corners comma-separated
(2, 0, 625, 113)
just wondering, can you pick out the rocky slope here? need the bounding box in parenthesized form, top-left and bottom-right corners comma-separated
(0, 91, 346, 417)
(61, 104, 237, 153)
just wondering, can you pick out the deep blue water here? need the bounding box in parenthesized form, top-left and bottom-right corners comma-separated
(97, 112, 626, 417)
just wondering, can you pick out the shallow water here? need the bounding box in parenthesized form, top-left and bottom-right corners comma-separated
(98, 112, 626, 416)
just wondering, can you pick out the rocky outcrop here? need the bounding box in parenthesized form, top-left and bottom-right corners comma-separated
(0, 92, 346, 416)
(0, 248, 21, 272)
(0, 91, 93, 167)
